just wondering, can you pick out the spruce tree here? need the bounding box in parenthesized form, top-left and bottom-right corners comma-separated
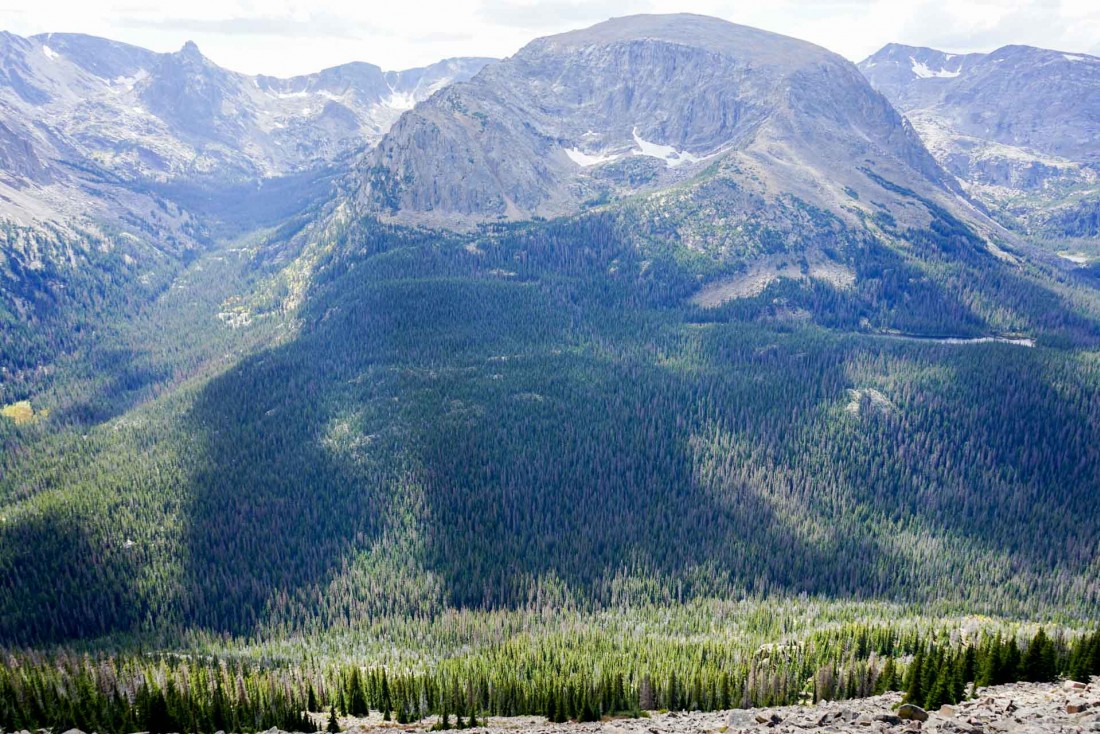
(1023, 628, 1057, 683)
(308, 685, 319, 713)
(903, 650, 924, 706)
(1001, 638, 1022, 684)
(381, 672, 392, 721)
(875, 658, 897, 694)
(552, 689, 567, 724)
(327, 706, 341, 733)
(347, 670, 368, 717)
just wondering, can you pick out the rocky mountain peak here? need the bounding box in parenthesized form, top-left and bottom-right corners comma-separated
(139, 40, 238, 139)
(361, 13, 955, 230)
(177, 40, 206, 64)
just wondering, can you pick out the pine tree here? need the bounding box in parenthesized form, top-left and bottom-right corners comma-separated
(552, 688, 567, 724)
(381, 671, 392, 721)
(667, 671, 680, 711)
(718, 672, 731, 710)
(903, 650, 924, 706)
(308, 685, 319, 713)
(578, 693, 598, 723)
(347, 669, 368, 717)
(327, 706, 341, 733)
(925, 656, 952, 710)
(1023, 629, 1057, 683)
(875, 658, 897, 694)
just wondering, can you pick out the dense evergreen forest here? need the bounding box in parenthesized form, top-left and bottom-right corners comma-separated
(0, 220, 186, 400)
(3, 189, 1100, 730)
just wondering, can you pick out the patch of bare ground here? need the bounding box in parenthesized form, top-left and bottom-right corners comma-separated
(691, 255, 855, 308)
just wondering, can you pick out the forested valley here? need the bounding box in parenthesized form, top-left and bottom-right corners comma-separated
(3, 198, 1100, 731)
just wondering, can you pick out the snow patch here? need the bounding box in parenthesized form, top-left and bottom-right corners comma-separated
(910, 57, 961, 79)
(631, 128, 701, 168)
(383, 92, 417, 111)
(42, 45, 59, 61)
(564, 147, 619, 167)
(383, 79, 417, 111)
(1063, 54, 1086, 63)
(111, 71, 146, 91)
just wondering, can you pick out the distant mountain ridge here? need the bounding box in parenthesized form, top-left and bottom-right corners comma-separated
(3, 31, 492, 189)
(859, 43, 1100, 242)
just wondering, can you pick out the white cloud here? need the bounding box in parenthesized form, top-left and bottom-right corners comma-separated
(0, 0, 1095, 77)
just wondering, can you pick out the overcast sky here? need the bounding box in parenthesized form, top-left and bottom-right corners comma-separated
(2, 0, 1098, 77)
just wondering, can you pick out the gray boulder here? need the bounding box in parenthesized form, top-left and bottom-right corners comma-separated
(897, 703, 930, 721)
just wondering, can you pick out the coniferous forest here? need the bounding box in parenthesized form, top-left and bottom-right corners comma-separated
(2, 197, 1100, 731)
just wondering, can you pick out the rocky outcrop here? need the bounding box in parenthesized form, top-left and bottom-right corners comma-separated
(896, 703, 929, 721)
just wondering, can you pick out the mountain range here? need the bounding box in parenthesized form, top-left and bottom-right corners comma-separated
(0, 30, 490, 227)
(1, 11, 1100, 664)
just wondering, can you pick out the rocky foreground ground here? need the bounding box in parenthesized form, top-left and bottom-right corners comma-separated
(26, 678, 1100, 734)
(327, 678, 1100, 734)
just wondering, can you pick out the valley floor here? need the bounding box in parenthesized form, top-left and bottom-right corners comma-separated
(298, 679, 1100, 734)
